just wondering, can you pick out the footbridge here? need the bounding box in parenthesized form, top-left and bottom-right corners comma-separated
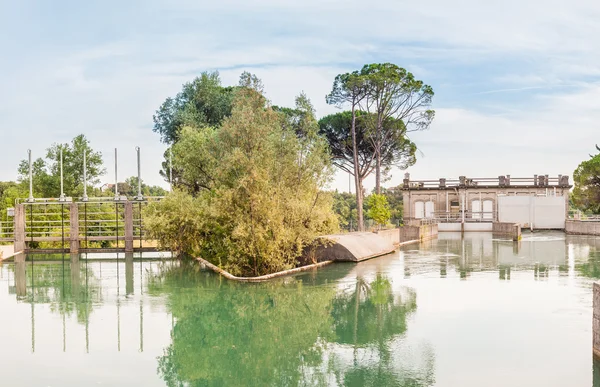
(1, 197, 162, 254)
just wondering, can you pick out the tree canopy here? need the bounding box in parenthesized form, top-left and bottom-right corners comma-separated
(152, 71, 236, 144)
(572, 145, 600, 214)
(144, 82, 338, 276)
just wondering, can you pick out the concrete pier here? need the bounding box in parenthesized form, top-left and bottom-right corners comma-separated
(492, 222, 522, 241)
(594, 282, 600, 357)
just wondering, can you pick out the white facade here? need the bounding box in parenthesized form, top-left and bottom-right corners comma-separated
(498, 196, 566, 229)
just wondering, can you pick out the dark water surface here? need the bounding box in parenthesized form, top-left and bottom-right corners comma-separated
(1, 231, 600, 386)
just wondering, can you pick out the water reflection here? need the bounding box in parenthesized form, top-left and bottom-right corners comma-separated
(402, 232, 594, 280)
(3, 232, 600, 386)
(148, 264, 434, 387)
(7, 253, 149, 354)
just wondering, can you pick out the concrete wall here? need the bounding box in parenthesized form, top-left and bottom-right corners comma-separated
(566, 220, 600, 236)
(376, 228, 401, 245)
(399, 226, 420, 243)
(492, 222, 521, 241)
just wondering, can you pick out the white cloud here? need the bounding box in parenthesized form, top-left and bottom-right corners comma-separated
(1, 0, 599, 194)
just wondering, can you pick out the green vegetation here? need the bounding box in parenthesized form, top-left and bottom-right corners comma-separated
(572, 145, 600, 214)
(366, 194, 392, 228)
(144, 81, 338, 276)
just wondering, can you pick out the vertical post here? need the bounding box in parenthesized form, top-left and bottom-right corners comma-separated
(28, 150, 33, 202)
(593, 282, 600, 357)
(124, 201, 133, 252)
(125, 252, 134, 295)
(14, 204, 25, 252)
(135, 147, 143, 201)
(83, 150, 88, 202)
(59, 147, 65, 201)
(348, 172, 351, 194)
(114, 148, 119, 200)
(70, 202, 79, 254)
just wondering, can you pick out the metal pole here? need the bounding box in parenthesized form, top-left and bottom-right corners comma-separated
(136, 146, 143, 201)
(114, 148, 119, 201)
(59, 147, 65, 201)
(28, 150, 33, 202)
(83, 150, 88, 202)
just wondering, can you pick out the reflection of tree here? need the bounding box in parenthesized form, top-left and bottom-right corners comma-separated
(576, 249, 600, 279)
(331, 275, 416, 347)
(150, 263, 336, 387)
(152, 266, 435, 387)
(329, 275, 434, 387)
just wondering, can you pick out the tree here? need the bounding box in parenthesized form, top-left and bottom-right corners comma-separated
(319, 111, 415, 229)
(366, 194, 391, 228)
(17, 134, 104, 198)
(144, 85, 338, 276)
(152, 71, 237, 144)
(326, 71, 370, 231)
(331, 191, 358, 231)
(361, 63, 435, 194)
(572, 145, 600, 214)
(381, 186, 404, 225)
(119, 176, 167, 197)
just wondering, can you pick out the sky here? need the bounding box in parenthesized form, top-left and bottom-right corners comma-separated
(1, 0, 599, 193)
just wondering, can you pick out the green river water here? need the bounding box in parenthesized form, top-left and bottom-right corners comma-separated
(1, 231, 599, 386)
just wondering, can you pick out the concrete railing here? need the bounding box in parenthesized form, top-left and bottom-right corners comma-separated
(565, 220, 600, 236)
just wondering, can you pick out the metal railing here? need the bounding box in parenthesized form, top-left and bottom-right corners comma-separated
(0, 221, 14, 240)
(430, 211, 497, 223)
(569, 211, 600, 221)
(8, 198, 161, 250)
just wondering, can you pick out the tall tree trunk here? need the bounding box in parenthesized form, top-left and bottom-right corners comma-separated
(375, 118, 382, 195)
(351, 102, 364, 232)
(375, 151, 381, 195)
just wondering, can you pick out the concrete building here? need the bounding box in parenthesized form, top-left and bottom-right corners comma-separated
(402, 174, 572, 230)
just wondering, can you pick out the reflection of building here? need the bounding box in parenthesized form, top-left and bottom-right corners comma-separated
(402, 174, 571, 229)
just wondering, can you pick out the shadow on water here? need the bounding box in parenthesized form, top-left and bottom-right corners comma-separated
(147, 261, 435, 387)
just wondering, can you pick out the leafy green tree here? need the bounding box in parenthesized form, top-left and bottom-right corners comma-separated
(572, 145, 600, 214)
(366, 194, 391, 227)
(326, 73, 370, 231)
(145, 86, 338, 276)
(152, 71, 236, 144)
(119, 176, 167, 197)
(360, 63, 434, 194)
(331, 191, 358, 231)
(17, 134, 105, 198)
(381, 186, 404, 225)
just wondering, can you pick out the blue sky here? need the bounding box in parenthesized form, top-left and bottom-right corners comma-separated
(1, 0, 599, 192)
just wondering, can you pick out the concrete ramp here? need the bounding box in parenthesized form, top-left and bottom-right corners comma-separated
(311, 232, 396, 262)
